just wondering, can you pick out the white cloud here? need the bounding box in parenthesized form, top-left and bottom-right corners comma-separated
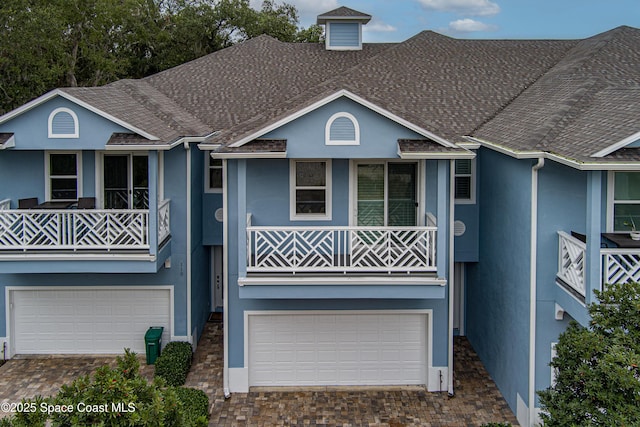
(448, 18, 497, 32)
(418, 0, 500, 16)
(364, 21, 398, 33)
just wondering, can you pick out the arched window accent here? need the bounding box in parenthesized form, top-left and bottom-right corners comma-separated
(325, 112, 359, 145)
(48, 107, 79, 138)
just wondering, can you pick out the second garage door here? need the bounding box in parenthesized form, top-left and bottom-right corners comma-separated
(248, 312, 428, 387)
(11, 288, 171, 355)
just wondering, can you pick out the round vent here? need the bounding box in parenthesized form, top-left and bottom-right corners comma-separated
(454, 220, 466, 237)
(215, 208, 224, 222)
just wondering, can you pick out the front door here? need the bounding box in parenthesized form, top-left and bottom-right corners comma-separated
(103, 154, 149, 209)
(355, 162, 418, 226)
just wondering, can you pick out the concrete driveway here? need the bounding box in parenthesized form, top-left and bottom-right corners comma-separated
(0, 322, 518, 426)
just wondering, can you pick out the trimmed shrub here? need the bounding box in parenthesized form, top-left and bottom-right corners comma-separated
(154, 341, 193, 386)
(173, 387, 209, 427)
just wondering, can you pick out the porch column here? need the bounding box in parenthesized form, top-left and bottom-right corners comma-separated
(148, 150, 159, 256)
(585, 170, 602, 304)
(437, 160, 450, 279)
(237, 159, 247, 277)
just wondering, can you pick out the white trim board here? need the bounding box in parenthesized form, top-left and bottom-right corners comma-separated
(221, 90, 457, 150)
(592, 130, 640, 158)
(466, 136, 640, 171)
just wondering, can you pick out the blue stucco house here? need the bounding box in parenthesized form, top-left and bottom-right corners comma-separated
(0, 6, 639, 426)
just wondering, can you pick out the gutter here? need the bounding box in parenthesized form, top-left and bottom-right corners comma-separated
(529, 157, 544, 426)
(465, 136, 640, 171)
(184, 142, 193, 346)
(222, 159, 231, 398)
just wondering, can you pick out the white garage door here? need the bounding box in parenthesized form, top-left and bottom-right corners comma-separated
(249, 312, 428, 386)
(11, 288, 171, 354)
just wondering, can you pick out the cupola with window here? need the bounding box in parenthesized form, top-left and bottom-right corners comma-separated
(317, 6, 371, 51)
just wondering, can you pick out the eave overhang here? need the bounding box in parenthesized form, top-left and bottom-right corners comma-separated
(466, 136, 640, 171)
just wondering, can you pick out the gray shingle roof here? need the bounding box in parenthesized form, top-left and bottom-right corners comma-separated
(474, 26, 640, 163)
(0, 133, 13, 147)
(317, 7, 372, 24)
(398, 139, 472, 157)
(33, 18, 638, 166)
(214, 139, 286, 153)
(106, 133, 152, 146)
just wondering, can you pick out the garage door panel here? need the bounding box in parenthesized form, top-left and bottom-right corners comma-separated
(12, 289, 170, 354)
(249, 313, 428, 387)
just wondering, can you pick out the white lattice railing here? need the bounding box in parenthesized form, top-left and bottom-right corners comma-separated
(602, 249, 640, 289)
(0, 209, 150, 251)
(158, 199, 171, 244)
(557, 231, 586, 297)
(247, 224, 437, 274)
(0, 199, 10, 210)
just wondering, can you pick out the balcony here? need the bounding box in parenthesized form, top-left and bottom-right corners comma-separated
(557, 231, 640, 300)
(246, 215, 438, 276)
(0, 199, 170, 257)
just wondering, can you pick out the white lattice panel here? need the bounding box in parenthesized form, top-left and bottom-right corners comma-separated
(248, 226, 437, 273)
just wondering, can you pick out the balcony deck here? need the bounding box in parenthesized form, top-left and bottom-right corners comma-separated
(246, 215, 439, 284)
(0, 199, 170, 258)
(557, 230, 640, 300)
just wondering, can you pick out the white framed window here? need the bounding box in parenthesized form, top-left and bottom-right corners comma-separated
(454, 159, 476, 204)
(290, 160, 332, 221)
(608, 171, 640, 231)
(206, 154, 223, 193)
(45, 152, 82, 201)
(325, 112, 359, 146)
(48, 107, 79, 138)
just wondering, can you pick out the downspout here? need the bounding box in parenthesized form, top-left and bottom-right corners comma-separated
(448, 159, 455, 396)
(184, 142, 192, 345)
(222, 159, 231, 398)
(529, 157, 544, 426)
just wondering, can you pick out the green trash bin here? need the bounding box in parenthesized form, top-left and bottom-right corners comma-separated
(144, 326, 164, 365)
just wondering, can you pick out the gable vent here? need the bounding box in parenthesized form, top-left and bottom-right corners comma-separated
(330, 117, 356, 140)
(48, 107, 79, 138)
(326, 112, 359, 145)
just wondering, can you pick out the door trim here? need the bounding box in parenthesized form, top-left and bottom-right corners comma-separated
(349, 160, 424, 227)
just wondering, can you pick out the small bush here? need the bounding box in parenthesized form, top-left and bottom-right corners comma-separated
(155, 341, 193, 386)
(173, 387, 209, 426)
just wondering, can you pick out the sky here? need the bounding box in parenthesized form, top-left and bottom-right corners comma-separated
(251, 0, 640, 42)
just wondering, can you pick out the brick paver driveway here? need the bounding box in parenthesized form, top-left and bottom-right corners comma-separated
(0, 322, 518, 426)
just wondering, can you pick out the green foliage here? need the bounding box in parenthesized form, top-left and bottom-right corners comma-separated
(0, 350, 201, 426)
(0, 0, 322, 114)
(173, 387, 210, 427)
(154, 341, 193, 386)
(480, 423, 512, 427)
(538, 282, 640, 426)
(117, 348, 141, 380)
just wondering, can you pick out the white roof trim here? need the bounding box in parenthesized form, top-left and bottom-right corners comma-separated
(224, 90, 457, 149)
(0, 89, 159, 141)
(591, 130, 640, 158)
(0, 134, 15, 150)
(466, 136, 640, 171)
(105, 135, 215, 151)
(210, 152, 287, 159)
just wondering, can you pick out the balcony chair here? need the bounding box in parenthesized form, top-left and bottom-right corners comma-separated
(76, 197, 96, 209)
(18, 197, 38, 209)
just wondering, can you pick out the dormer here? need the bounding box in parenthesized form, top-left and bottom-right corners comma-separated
(317, 6, 371, 51)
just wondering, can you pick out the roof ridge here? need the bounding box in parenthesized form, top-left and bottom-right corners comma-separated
(112, 80, 211, 137)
